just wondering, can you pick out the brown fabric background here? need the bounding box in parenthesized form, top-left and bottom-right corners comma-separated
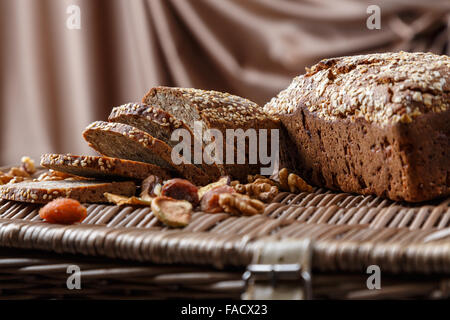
(0, 0, 449, 165)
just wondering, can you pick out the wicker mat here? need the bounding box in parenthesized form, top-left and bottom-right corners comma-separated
(0, 188, 449, 275)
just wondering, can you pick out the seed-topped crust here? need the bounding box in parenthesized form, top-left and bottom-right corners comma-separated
(264, 51, 450, 125)
(0, 180, 136, 204)
(83, 121, 211, 185)
(41, 154, 171, 181)
(109, 103, 186, 133)
(143, 86, 281, 132)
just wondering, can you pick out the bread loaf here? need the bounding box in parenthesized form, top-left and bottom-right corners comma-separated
(264, 51, 450, 202)
(142, 87, 295, 180)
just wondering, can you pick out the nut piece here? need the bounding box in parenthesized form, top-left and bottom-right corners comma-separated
(140, 175, 162, 200)
(0, 171, 13, 185)
(0, 156, 37, 185)
(8, 167, 30, 178)
(278, 168, 313, 193)
(218, 193, 265, 216)
(200, 185, 235, 213)
(104, 192, 152, 206)
(287, 173, 314, 193)
(247, 174, 266, 183)
(21, 156, 36, 175)
(198, 176, 230, 199)
(39, 198, 87, 225)
(36, 170, 78, 182)
(279, 168, 289, 191)
(161, 178, 199, 206)
(151, 196, 193, 227)
(234, 181, 278, 203)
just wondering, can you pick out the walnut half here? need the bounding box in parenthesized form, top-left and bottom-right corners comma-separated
(218, 193, 265, 216)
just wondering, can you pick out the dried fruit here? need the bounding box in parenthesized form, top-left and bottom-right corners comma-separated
(200, 185, 235, 213)
(218, 193, 265, 216)
(140, 175, 162, 200)
(39, 198, 87, 224)
(197, 176, 230, 199)
(104, 193, 152, 206)
(151, 196, 192, 227)
(161, 178, 199, 206)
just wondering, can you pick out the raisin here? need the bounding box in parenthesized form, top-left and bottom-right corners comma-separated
(161, 178, 199, 206)
(39, 198, 87, 224)
(200, 185, 235, 213)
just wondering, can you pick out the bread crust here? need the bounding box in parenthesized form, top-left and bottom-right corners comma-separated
(41, 153, 171, 181)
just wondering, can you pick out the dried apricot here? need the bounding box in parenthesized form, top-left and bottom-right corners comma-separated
(200, 185, 235, 213)
(161, 178, 199, 206)
(39, 198, 87, 224)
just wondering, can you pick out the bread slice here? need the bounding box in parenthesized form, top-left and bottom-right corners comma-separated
(41, 154, 171, 181)
(82, 121, 211, 185)
(0, 180, 136, 204)
(108, 103, 220, 180)
(142, 87, 293, 180)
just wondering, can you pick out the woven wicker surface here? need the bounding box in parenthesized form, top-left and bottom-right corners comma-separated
(1, 162, 450, 299)
(1, 247, 448, 300)
(0, 186, 449, 274)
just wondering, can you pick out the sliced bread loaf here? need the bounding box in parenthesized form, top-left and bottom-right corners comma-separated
(142, 87, 292, 180)
(0, 180, 136, 204)
(108, 103, 220, 180)
(41, 154, 171, 181)
(82, 121, 211, 185)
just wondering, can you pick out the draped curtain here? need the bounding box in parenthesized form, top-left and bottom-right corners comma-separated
(0, 0, 449, 165)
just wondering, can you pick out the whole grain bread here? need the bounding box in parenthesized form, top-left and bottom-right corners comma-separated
(82, 121, 211, 185)
(0, 180, 136, 204)
(264, 51, 450, 202)
(142, 87, 295, 180)
(41, 154, 171, 181)
(108, 103, 220, 180)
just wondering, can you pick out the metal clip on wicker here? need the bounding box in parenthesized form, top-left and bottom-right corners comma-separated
(243, 239, 313, 300)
